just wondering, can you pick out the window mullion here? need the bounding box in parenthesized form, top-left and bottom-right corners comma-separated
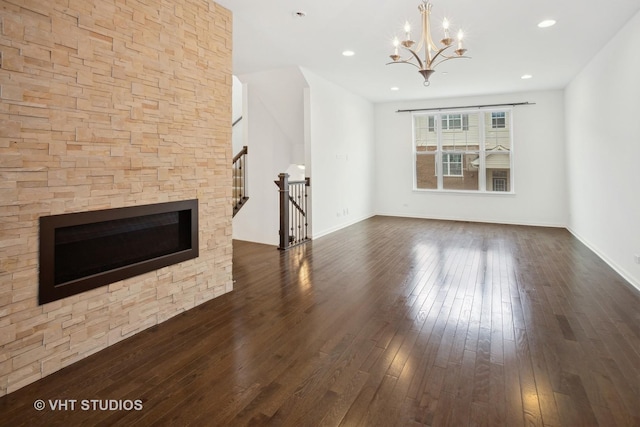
(436, 114, 443, 189)
(509, 110, 514, 192)
(478, 112, 486, 192)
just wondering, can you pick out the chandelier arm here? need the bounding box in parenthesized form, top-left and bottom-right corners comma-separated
(385, 60, 421, 69)
(406, 49, 425, 70)
(429, 45, 452, 65)
(431, 55, 470, 69)
(388, 53, 422, 64)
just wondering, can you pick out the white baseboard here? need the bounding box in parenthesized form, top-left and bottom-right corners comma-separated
(566, 227, 640, 293)
(373, 211, 567, 229)
(311, 212, 376, 240)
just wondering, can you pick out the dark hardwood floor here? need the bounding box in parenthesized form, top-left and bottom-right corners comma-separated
(1, 216, 639, 426)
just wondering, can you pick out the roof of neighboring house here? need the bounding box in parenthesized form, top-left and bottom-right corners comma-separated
(470, 145, 511, 169)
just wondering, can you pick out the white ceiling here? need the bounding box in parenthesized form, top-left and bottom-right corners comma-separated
(214, 0, 640, 103)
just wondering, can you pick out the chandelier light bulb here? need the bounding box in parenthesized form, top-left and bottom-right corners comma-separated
(441, 17, 452, 45)
(402, 20, 415, 48)
(455, 29, 466, 55)
(404, 21, 411, 34)
(390, 36, 401, 61)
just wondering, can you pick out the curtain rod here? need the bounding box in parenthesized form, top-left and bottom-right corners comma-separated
(396, 101, 535, 113)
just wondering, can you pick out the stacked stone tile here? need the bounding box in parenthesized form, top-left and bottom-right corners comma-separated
(0, 0, 233, 395)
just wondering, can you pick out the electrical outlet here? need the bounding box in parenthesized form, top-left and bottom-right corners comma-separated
(635, 254, 640, 264)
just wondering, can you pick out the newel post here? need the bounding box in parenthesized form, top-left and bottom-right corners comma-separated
(276, 173, 289, 250)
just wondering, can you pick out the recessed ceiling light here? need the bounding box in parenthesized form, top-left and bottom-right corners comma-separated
(342, 50, 355, 57)
(538, 19, 556, 28)
(521, 74, 533, 79)
(390, 86, 399, 91)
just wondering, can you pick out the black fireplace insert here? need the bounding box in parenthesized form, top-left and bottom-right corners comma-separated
(39, 199, 198, 305)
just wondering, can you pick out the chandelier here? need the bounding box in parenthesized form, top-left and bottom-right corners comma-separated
(387, 0, 469, 86)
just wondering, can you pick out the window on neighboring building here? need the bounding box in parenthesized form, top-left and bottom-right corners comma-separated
(441, 114, 469, 131)
(413, 110, 513, 192)
(493, 178, 507, 191)
(491, 112, 506, 128)
(491, 170, 509, 192)
(427, 114, 469, 131)
(442, 153, 463, 176)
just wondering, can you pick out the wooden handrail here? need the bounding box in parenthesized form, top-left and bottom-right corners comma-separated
(232, 145, 248, 164)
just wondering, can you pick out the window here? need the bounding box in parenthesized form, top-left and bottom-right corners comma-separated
(491, 112, 506, 128)
(491, 170, 509, 192)
(442, 153, 463, 176)
(427, 114, 469, 131)
(413, 110, 513, 192)
(442, 114, 469, 131)
(493, 178, 507, 191)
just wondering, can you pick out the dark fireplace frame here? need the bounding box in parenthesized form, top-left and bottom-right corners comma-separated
(39, 199, 199, 305)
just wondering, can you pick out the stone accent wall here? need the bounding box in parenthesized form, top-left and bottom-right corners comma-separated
(0, 0, 232, 396)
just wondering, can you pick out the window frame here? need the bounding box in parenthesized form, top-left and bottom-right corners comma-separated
(412, 108, 514, 194)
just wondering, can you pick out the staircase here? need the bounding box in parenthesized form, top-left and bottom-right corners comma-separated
(232, 145, 248, 217)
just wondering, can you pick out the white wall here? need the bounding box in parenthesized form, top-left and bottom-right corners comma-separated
(565, 11, 640, 290)
(301, 69, 376, 238)
(375, 90, 568, 227)
(233, 67, 308, 245)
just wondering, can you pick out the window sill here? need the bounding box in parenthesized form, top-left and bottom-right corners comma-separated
(412, 188, 516, 196)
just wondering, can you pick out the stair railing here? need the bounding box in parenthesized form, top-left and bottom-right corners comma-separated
(232, 146, 248, 217)
(275, 173, 310, 250)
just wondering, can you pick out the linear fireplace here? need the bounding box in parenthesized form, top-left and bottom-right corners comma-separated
(39, 199, 199, 305)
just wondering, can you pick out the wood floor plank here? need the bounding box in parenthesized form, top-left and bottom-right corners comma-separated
(472, 327, 491, 405)
(318, 370, 369, 427)
(1, 217, 638, 426)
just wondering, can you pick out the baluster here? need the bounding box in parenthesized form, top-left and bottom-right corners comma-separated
(233, 161, 238, 206)
(293, 182, 297, 244)
(292, 180, 295, 247)
(239, 156, 243, 200)
(294, 183, 299, 244)
(303, 180, 307, 239)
